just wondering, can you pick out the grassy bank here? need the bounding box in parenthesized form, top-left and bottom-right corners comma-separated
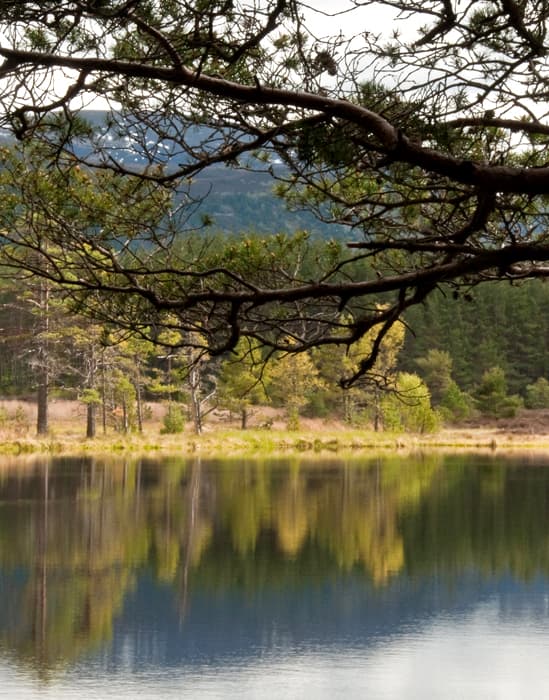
(1, 399, 549, 456)
(3, 425, 549, 457)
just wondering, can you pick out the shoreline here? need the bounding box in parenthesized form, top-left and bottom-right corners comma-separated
(3, 426, 549, 458)
(1, 399, 549, 457)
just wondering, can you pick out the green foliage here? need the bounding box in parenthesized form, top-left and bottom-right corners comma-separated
(310, 344, 355, 420)
(525, 377, 549, 409)
(113, 375, 137, 432)
(79, 388, 101, 405)
(415, 349, 453, 405)
(402, 281, 549, 395)
(439, 380, 475, 423)
(303, 390, 332, 419)
(381, 373, 440, 434)
(475, 367, 523, 418)
(311, 311, 405, 427)
(160, 403, 185, 434)
(415, 349, 473, 424)
(217, 339, 267, 426)
(265, 348, 324, 428)
(286, 406, 301, 431)
(3, 0, 549, 419)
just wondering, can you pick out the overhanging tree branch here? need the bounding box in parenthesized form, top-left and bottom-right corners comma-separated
(0, 2, 549, 383)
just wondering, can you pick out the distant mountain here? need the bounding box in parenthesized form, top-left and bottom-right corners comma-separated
(0, 109, 348, 237)
(69, 110, 348, 237)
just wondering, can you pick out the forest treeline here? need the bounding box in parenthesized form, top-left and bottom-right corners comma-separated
(1, 242, 547, 437)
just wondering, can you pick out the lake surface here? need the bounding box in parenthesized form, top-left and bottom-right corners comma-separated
(1, 452, 549, 698)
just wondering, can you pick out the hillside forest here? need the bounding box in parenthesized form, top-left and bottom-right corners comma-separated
(1, 238, 546, 437)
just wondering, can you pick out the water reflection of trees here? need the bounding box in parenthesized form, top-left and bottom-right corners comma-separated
(0, 458, 148, 678)
(401, 455, 549, 581)
(2, 453, 549, 674)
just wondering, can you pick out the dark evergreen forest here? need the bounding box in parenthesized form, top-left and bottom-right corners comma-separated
(400, 280, 549, 396)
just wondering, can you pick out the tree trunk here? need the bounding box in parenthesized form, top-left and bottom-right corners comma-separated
(101, 355, 107, 435)
(241, 406, 248, 430)
(86, 402, 96, 439)
(36, 279, 50, 437)
(134, 374, 143, 434)
(188, 364, 202, 434)
(343, 392, 353, 424)
(190, 395, 202, 434)
(373, 384, 381, 432)
(86, 346, 97, 438)
(36, 377, 48, 436)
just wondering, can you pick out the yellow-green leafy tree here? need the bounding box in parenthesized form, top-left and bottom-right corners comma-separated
(266, 345, 325, 430)
(217, 338, 268, 429)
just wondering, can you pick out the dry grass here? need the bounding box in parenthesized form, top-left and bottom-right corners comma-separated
(1, 399, 549, 457)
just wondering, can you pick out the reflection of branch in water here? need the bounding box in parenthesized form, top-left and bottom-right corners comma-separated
(179, 458, 202, 618)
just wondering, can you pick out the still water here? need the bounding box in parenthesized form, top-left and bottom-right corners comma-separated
(1, 452, 549, 698)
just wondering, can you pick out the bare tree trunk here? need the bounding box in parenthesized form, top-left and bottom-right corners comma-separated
(135, 385, 143, 433)
(373, 384, 381, 432)
(36, 280, 49, 436)
(343, 392, 353, 424)
(185, 348, 216, 435)
(188, 364, 202, 435)
(86, 402, 96, 439)
(36, 379, 48, 436)
(101, 353, 107, 435)
(86, 346, 97, 438)
(122, 398, 129, 434)
(134, 369, 143, 434)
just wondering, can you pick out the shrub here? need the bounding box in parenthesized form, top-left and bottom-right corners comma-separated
(525, 377, 549, 409)
(161, 404, 185, 434)
(381, 373, 440, 433)
(440, 380, 474, 423)
(475, 367, 523, 418)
